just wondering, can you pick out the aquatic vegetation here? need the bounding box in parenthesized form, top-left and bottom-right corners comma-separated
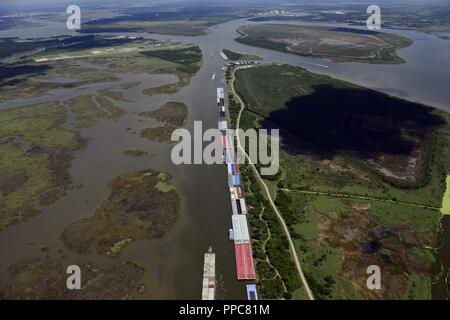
(139, 101, 188, 126)
(60, 169, 180, 256)
(0, 258, 144, 299)
(122, 149, 149, 157)
(140, 125, 177, 143)
(139, 101, 188, 143)
(0, 102, 85, 230)
(141, 46, 202, 96)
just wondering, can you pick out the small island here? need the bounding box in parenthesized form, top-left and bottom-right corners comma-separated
(139, 101, 188, 143)
(222, 49, 262, 61)
(235, 24, 413, 64)
(122, 149, 149, 157)
(60, 169, 181, 256)
(139, 101, 188, 127)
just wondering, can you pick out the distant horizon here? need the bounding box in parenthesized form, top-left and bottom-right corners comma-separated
(1, 0, 447, 11)
(0, 0, 178, 14)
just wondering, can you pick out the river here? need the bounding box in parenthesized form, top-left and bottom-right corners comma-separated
(0, 16, 449, 299)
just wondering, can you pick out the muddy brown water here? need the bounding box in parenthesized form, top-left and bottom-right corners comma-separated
(0, 61, 246, 299)
(0, 17, 449, 299)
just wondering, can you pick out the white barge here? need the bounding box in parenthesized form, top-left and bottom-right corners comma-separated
(201, 247, 216, 300)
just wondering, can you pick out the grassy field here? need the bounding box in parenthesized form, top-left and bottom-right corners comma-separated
(230, 64, 450, 299)
(440, 176, 450, 215)
(235, 24, 413, 64)
(287, 192, 439, 299)
(140, 46, 202, 74)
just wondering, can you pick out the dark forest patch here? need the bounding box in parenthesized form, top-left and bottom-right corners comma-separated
(262, 84, 445, 159)
(0, 64, 52, 82)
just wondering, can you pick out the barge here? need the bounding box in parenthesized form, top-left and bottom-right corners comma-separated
(201, 247, 216, 300)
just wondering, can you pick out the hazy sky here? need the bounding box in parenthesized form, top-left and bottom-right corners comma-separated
(2, 0, 179, 5)
(0, 0, 169, 10)
(1, 0, 446, 13)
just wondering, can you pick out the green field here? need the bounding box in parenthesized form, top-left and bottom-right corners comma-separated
(235, 24, 413, 64)
(440, 176, 450, 215)
(140, 46, 202, 74)
(230, 64, 450, 299)
(140, 46, 203, 96)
